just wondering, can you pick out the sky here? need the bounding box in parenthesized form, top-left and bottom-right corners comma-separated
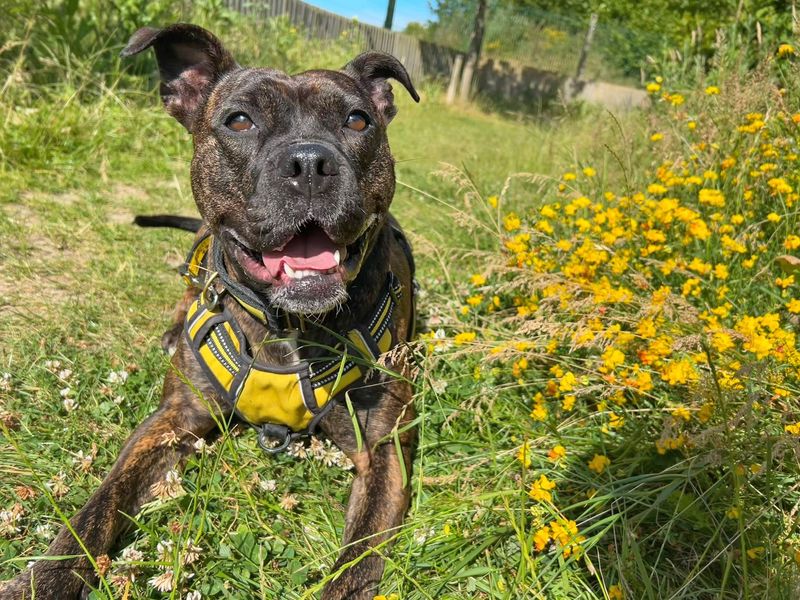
(305, 1, 435, 31)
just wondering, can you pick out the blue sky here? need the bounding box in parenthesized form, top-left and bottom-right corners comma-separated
(306, 1, 435, 30)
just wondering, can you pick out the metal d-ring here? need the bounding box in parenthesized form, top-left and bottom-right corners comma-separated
(202, 272, 221, 310)
(257, 425, 293, 454)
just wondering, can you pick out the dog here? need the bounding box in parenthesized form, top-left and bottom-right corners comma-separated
(1, 23, 419, 600)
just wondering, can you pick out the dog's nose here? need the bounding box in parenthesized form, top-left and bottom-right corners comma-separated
(278, 143, 339, 196)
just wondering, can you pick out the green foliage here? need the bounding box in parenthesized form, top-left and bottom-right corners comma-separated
(419, 0, 793, 84)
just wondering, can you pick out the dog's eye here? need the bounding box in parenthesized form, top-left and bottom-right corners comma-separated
(226, 112, 255, 132)
(345, 111, 370, 132)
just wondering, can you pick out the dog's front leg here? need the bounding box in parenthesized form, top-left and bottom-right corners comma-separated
(1, 370, 223, 600)
(320, 382, 416, 600)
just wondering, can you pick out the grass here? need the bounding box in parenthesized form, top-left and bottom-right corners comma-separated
(0, 21, 627, 597)
(4, 6, 800, 600)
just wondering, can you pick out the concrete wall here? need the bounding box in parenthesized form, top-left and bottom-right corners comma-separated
(474, 56, 646, 112)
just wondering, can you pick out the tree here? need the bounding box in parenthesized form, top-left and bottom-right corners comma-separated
(458, 0, 487, 101)
(384, 0, 396, 30)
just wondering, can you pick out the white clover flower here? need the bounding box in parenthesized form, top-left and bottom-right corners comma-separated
(156, 539, 174, 563)
(72, 446, 96, 472)
(286, 441, 307, 459)
(120, 545, 144, 562)
(0, 504, 24, 537)
(182, 540, 202, 566)
(150, 469, 185, 500)
(46, 472, 69, 498)
(107, 370, 128, 385)
(309, 437, 325, 459)
(34, 523, 55, 540)
(148, 569, 174, 592)
(279, 493, 299, 511)
(258, 478, 277, 492)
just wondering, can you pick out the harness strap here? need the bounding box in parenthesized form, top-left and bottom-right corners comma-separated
(184, 269, 402, 441)
(211, 239, 285, 332)
(180, 229, 408, 453)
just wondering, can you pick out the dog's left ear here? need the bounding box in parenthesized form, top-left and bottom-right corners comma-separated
(344, 52, 420, 124)
(121, 23, 237, 132)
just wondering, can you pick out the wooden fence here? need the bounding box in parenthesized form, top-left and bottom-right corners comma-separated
(222, 0, 458, 82)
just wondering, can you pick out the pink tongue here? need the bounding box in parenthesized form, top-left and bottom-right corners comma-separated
(262, 228, 338, 278)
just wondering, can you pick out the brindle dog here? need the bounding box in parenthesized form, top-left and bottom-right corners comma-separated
(1, 23, 418, 600)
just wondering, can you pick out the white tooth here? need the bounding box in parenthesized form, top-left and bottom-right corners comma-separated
(334, 250, 341, 265)
(284, 264, 296, 278)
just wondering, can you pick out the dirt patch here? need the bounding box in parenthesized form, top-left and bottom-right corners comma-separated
(1, 203, 39, 225)
(107, 208, 135, 225)
(110, 183, 150, 203)
(20, 191, 80, 206)
(0, 271, 76, 329)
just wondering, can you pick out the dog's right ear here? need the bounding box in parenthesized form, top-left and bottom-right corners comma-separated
(121, 24, 237, 132)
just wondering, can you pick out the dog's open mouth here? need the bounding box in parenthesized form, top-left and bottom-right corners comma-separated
(230, 221, 373, 287)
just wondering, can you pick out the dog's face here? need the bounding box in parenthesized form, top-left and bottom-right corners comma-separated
(123, 24, 418, 314)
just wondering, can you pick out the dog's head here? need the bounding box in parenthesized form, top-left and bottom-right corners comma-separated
(123, 23, 418, 314)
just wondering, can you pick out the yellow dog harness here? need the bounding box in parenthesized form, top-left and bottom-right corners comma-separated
(180, 233, 403, 452)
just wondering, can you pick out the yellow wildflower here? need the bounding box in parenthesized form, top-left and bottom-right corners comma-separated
(470, 274, 486, 285)
(528, 474, 557, 502)
(608, 585, 624, 599)
(601, 347, 625, 371)
(548, 444, 567, 461)
(661, 359, 698, 385)
(588, 454, 611, 474)
(726, 506, 741, 519)
(503, 212, 521, 232)
(671, 406, 691, 422)
(466, 294, 483, 307)
(454, 332, 476, 345)
(533, 525, 550, 551)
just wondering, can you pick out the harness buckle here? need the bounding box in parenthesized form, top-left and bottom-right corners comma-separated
(257, 424, 294, 454)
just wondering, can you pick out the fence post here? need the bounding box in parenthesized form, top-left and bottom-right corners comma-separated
(446, 54, 464, 105)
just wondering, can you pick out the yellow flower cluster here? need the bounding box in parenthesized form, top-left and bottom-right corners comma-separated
(532, 518, 586, 557)
(451, 59, 800, 581)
